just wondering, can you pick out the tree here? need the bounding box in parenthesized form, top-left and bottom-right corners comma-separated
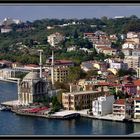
(51, 96, 61, 112)
(67, 66, 83, 83)
(116, 90, 125, 99)
(85, 70, 98, 80)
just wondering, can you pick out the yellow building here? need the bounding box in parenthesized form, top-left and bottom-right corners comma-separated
(62, 90, 105, 110)
(53, 66, 69, 83)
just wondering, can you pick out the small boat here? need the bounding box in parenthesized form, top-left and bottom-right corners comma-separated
(0, 106, 11, 111)
(0, 106, 6, 111)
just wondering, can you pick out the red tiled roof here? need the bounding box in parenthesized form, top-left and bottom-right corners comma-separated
(134, 97, 140, 100)
(124, 84, 136, 87)
(134, 80, 140, 86)
(24, 64, 39, 67)
(114, 99, 125, 105)
(97, 82, 109, 86)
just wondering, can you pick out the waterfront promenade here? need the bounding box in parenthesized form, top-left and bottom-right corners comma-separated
(0, 100, 132, 122)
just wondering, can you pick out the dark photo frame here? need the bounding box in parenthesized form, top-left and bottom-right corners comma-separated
(0, 1, 140, 140)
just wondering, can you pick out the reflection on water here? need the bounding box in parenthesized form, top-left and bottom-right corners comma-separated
(0, 81, 140, 135)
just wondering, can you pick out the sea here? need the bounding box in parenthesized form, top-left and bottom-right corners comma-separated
(0, 81, 140, 136)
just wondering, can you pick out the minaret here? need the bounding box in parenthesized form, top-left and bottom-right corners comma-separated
(38, 49, 43, 78)
(51, 49, 54, 85)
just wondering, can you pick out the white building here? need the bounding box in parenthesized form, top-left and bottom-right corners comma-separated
(134, 97, 140, 119)
(67, 45, 77, 52)
(113, 99, 132, 119)
(1, 27, 12, 33)
(92, 95, 114, 116)
(0, 68, 15, 79)
(110, 62, 128, 70)
(79, 48, 93, 53)
(122, 41, 136, 49)
(47, 32, 65, 47)
(127, 32, 139, 39)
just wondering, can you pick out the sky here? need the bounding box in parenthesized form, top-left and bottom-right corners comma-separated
(0, 4, 140, 22)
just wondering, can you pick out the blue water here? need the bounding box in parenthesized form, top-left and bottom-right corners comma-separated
(0, 81, 140, 135)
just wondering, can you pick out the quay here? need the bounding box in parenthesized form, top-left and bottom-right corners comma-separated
(1, 100, 20, 107)
(1, 100, 80, 120)
(12, 110, 80, 120)
(1, 100, 140, 122)
(0, 78, 18, 83)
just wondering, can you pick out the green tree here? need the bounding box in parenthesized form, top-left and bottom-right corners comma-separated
(67, 66, 83, 83)
(51, 96, 61, 112)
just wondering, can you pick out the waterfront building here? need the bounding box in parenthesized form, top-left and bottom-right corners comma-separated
(113, 99, 132, 119)
(12, 62, 23, 68)
(18, 72, 49, 105)
(134, 97, 140, 119)
(62, 90, 106, 110)
(92, 94, 115, 116)
(0, 60, 12, 68)
(0, 68, 15, 79)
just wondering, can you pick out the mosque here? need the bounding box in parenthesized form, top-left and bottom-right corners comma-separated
(17, 50, 49, 105)
(17, 72, 49, 105)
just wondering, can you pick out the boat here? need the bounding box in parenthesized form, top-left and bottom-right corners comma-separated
(0, 105, 11, 111)
(0, 106, 6, 111)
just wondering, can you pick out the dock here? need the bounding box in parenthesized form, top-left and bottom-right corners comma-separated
(1, 100, 20, 107)
(50, 110, 80, 119)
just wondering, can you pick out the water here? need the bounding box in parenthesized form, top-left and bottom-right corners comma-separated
(0, 81, 140, 135)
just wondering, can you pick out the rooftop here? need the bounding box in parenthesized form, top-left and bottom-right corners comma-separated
(64, 90, 101, 95)
(23, 72, 40, 80)
(114, 99, 126, 105)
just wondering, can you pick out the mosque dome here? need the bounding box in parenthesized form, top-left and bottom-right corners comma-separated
(23, 72, 40, 80)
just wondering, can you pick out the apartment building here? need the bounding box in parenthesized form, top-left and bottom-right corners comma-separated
(113, 99, 132, 119)
(92, 95, 114, 116)
(62, 90, 105, 110)
(53, 66, 69, 82)
(124, 56, 140, 69)
(109, 62, 128, 70)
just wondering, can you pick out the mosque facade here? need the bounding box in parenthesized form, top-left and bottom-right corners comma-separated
(18, 72, 49, 105)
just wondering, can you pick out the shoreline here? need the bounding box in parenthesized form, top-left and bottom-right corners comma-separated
(11, 109, 80, 120)
(9, 108, 136, 122)
(0, 78, 18, 83)
(13, 110, 140, 123)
